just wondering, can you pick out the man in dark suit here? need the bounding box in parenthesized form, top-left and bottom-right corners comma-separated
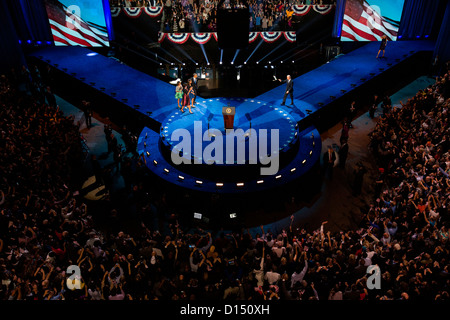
(279, 75, 294, 106)
(190, 73, 198, 105)
(338, 138, 349, 169)
(81, 100, 93, 129)
(45, 86, 57, 108)
(323, 146, 336, 180)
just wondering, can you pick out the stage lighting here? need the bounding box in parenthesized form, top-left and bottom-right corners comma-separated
(302, 159, 307, 165)
(244, 61, 247, 64)
(163, 168, 170, 174)
(220, 61, 222, 65)
(275, 175, 282, 179)
(153, 160, 158, 165)
(27, 40, 32, 44)
(309, 150, 313, 156)
(216, 182, 224, 187)
(194, 212, 202, 219)
(37, 41, 42, 45)
(231, 61, 234, 65)
(280, 61, 283, 64)
(86, 52, 98, 57)
(146, 151, 150, 157)
(178, 175, 185, 181)
(230, 213, 237, 219)
(46, 41, 52, 45)
(196, 180, 203, 185)
(425, 35, 429, 38)
(257, 180, 264, 184)
(236, 182, 244, 187)
(290, 168, 297, 173)
(256, 61, 259, 64)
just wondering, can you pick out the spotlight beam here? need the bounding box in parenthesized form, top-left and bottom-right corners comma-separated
(258, 40, 288, 64)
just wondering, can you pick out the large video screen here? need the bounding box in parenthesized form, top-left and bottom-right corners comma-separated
(341, 0, 405, 41)
(44, 0, 110, 47)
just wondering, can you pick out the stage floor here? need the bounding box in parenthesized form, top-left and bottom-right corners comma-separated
(29, 40, 435, 130)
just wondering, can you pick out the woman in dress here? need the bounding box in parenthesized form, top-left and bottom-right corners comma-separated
(175, 81, 183, 109)
(187, 79, 194, 113)
(376, 35, 388, 59)
(181, 82, 189, 113)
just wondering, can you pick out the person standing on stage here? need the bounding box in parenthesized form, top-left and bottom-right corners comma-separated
(278, 74, 294, 106)
(187, 79, 195, 113)
(175, 81, 183, 109)
(376, 35, 388, 59)
(190, 73, 198, 105)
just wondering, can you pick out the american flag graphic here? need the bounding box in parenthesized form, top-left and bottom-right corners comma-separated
(45, 0, 109, 47)
(341, 0, 400, 41)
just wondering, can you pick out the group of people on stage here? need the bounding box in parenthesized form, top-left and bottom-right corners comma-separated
(175, 73, 198, 114)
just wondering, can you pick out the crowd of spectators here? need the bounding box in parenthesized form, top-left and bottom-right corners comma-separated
(1, 59, 449, 301)
(109, 0, 336, 33)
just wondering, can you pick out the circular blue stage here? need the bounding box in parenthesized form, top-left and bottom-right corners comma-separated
(137, 97, 321, 194)
(160, 97, 299, 166)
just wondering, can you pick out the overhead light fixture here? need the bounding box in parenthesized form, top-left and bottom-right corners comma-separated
(302, 159, 307, 165)
(290, 168, 297, 173)
(275, 175, 282, 179)
(146, 151, 150, 157)
(216, 182, 224, 187)
(257, 180, 264, 184)
(195, 180, 203, 185)
(236, 182, 244, 187)
(153, 160, 158, 165)
(178, 175, 185, 180)
(230, 213, 237, 219)
(163, 168, 170, 174)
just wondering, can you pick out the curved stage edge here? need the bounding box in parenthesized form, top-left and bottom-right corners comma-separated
(137, 122, 321, 194)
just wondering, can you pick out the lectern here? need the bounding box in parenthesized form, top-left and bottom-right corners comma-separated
(222, 106, 235, 130)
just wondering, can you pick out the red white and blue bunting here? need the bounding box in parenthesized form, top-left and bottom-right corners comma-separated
(190, 32, 212, 44)
(292, 5, 312, 16)
(260, 32, 282, 43)
(248, 32, 259, 43)
(143, 6, 163, 17)
(284, 31, 296, 43)
(157, 32, 165, 43)
(312, 5, 334, 15)
(122, 7, 142, 18)
(166, 33, 190, 44)
(110, 7, 121, 17)
(159, 32, 300, 44)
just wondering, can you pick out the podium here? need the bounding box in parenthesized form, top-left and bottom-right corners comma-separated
(222, 106, 235, 130)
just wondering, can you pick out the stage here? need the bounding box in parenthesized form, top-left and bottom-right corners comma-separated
(27, 40, 434, 194)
